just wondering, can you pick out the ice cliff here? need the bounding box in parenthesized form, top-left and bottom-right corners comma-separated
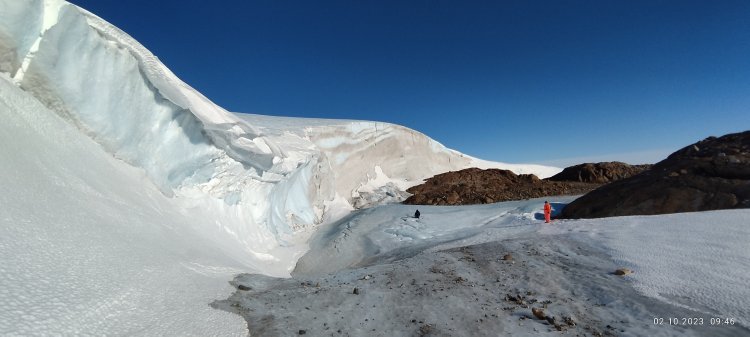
(0, 0, 558, 275)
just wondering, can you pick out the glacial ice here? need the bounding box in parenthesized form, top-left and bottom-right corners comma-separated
(0, 0, 560, 277)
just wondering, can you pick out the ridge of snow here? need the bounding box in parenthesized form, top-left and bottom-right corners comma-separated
(0, 0, 560, 279)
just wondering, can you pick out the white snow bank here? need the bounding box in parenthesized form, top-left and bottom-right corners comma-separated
(0, 74, 247, 336)
(0, 0, 560, 279)
(0, 0, 320, 275)
(541, 210, 750, 321)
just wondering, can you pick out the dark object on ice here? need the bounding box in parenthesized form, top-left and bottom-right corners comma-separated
(532, 307, 546, 320)
(547, 162, 651, 184)
(502, 253, 513, 261)
(237, 284, 251, 291)
(505, 293, 525, 305)
(560, 131, 750, 218)
(298, 329, 306, 335)
(418, 324, 433, 336)
(353, 287, 359, 295)
(613, 268, 632, 276)
(414, 209, 420, 218)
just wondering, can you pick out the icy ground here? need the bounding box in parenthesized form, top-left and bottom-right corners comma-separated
(217, 200, 750, 337)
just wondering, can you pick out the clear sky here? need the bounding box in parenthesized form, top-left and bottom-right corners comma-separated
(69, 0, 750, 167)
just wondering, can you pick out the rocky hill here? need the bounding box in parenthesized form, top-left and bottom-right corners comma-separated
(402, 168, 598, 205)
(403, 161, 653, 206)
(547, 162, 651, 184)
(560, 131, 750, 219)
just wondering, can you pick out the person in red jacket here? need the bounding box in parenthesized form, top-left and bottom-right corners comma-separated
(544, 201, 552, 223)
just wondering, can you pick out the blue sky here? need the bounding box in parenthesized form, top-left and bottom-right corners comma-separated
(70, 0, 750, 167)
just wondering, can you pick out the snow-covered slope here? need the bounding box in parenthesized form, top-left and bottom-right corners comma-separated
(0, 0, 559, 275)
(0, 73, 248, 336)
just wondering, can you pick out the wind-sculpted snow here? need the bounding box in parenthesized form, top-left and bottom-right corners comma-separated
(0, 74, 248, 336)
(0, 0, 558, 277)
(0, 0, 314, 274)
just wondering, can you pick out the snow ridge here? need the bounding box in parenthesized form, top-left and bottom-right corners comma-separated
(0, 0, 559, 276)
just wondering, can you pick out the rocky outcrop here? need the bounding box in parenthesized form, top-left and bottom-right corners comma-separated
(546, 162, 651, 184)
(403, 168, 598, 205)
(560, 131, 750, 219)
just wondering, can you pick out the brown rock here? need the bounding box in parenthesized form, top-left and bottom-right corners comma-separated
(531, 307, 546, 320)
(614, 268, 632, 276)
(547, 162, 651, 184)
(560, 131, 750, 219)
(403, 168, 600, 206)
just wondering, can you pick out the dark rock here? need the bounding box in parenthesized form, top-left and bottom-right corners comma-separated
(403, 168, 599, 206)
(532, 307, 546, 320)
(560, 131, 750, 218)
(418, 324, 433, 336)
(546, 162, 651, 184)
(613, 268, 632, 276)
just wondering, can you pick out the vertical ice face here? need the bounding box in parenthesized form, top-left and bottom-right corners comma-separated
(20, 4, 221, 192)
(0, 0, 42, 76)
(0, 0, 317, 273)
(0, 0, 559, 276)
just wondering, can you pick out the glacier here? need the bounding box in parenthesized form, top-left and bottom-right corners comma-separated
(0, 0, 559, 276)
(0, 0, 563, 335)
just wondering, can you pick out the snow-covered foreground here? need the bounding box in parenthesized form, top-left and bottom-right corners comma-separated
(219, 200, 750, 336)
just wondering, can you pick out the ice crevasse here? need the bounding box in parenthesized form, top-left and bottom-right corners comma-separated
(0, 0, 559, 275)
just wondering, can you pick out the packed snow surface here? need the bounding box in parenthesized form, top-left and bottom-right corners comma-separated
(541, 211, 750, 321)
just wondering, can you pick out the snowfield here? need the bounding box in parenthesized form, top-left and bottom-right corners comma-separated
(1, 0, 748, 336)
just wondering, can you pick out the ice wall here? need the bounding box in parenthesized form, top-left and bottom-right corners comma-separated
(241, 113, 562, 209)
(0, 0, 314, 274)
(0, 0, 559, 275)
(0, 1, 38, 75)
